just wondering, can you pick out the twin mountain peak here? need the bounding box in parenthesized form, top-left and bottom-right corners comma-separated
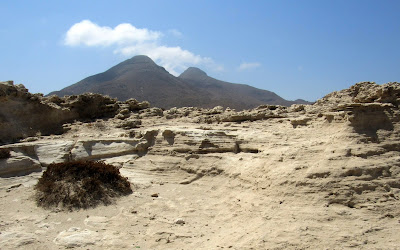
(49, 55, 310, 110)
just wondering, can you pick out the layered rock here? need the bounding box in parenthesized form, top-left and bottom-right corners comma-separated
(313, 81, 400, 110)
(0, 81, 75, 143)
(43, 93, 119, 120)
(0, 81, 150, 144)
(309, 82, 400, 141)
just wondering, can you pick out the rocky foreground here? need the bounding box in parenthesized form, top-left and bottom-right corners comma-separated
(0, 81, 400, 249)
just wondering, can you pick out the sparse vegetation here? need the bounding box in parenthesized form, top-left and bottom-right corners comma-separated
(35, 160, 132, 210)
(0, 148, 11, 159)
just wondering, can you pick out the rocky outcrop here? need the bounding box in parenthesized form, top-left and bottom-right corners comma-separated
(44, 93, 119, 120)
(163, 105, 287, 123)
(125, 98, 150, 111)
(0, 125, 260, 177)
(309, 82, 400, 139)
(0, 82, 75, 143)
(2, 81, 400, 201)
(0, 81, 150, 143)
(313, 81, 400, 110)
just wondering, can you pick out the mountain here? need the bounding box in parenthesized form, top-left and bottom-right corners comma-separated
(179, 67, 309, 109)
(49, 55, 210, 109)
(49, 55, 310, 110)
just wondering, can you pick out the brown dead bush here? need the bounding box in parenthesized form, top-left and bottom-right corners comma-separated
(0, 148, 11, 159)
(35, 160, 132, 210)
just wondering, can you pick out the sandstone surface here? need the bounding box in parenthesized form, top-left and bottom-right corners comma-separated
(0, 82, 399, 249)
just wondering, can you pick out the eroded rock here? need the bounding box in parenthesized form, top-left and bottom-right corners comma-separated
(0, 150, 41, 177)
(0, 83, 75, 143)
(0, 84, 154, 143)
(54, 228, 100, 248)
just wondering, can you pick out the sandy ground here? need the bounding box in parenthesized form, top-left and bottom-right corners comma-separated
(1, 113, 400, 249)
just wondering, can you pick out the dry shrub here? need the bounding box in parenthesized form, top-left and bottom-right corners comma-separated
(35, 160, 132, 210)
(0, 148, 11, 159)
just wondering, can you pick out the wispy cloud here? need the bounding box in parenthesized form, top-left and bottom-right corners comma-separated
(167, 29, 183, 38)
(64, 20, 220, 75)
(238, 62, 261, 71)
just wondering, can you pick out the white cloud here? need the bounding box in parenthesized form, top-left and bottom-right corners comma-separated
(238, 62, 261, 71)
(64, 20, 161, 47)
(64, 20, 220, 75)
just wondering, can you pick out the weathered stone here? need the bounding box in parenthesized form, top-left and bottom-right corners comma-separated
(125, 98, 150, 111)
(58, 93, 119, 119)
(290, 116, 312, 127)
(175, 218, 185, 225)
(140, 107, 164, 117)
(0, 231, 37, 248)
(0, 83, 75, 143)
(116, 119, 142, 129)
(34, 141, 75, 166)
(53, 228, 100, 248)
(0, 151, 41, 177)
(70, 139, 146, 161)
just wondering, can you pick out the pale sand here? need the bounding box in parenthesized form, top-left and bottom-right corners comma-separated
(1, 110, 399, 249)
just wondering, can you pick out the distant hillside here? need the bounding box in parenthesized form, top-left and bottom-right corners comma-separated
(179, 67, 311, 109)
(49, 55, 310, 109)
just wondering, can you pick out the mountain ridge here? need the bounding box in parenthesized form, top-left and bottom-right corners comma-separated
(49, 55, 311, 109)
(178, 66, 298, 108)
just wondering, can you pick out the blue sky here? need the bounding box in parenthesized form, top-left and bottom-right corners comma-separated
(1, 1, 399, 101)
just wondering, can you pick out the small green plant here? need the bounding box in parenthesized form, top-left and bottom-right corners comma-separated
(35, 160, 132, 210)
(0, 148, 11, 159)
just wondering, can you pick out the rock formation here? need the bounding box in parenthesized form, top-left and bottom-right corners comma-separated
(0, 81, 74, 143)
(0, 81, 399, 249)
(0, 81, 150, 144)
